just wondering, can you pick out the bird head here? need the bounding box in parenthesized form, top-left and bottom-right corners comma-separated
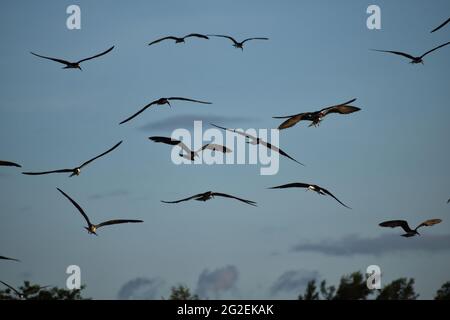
(77, 65, 83, 71)
(85, 226, 98, 236)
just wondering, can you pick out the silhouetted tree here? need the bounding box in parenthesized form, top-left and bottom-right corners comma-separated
(320, 280, 336, 300)
(168, 285, 199, 300)
(376, 278, 418, 300)
(298, 280, 319, 300)
(0, 281, 89, 300)
(333, 271, 372, 300)
(434, 281, 450, 300)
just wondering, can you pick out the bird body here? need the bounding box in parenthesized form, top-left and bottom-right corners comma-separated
(148, 33, 209, 46)
(22, 141, 122, 177)
(57, 188, 143, 236)
(379, 219, 442, 237)
(149, 136, 231, 161)
(162, 191, 257, 206)
(207, 35, 268, 50)
(269, 182, 351, 209)
(30, 46, 114, 70)
(372, 42, 450, 64)
(273, 98, 360, 129)
(120, 97, 212, 125)
(211, 123, 304, 165)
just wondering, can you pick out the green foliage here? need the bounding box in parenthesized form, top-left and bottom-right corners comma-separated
(376, 278, 418, 300)
(434, 281, 450, 300)
(0, 281, 89, 300)
(168, 285, 199, 300)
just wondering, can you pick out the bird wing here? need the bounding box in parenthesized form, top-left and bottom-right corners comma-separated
(57, 188, 92, 227)
(212, 192, 257, 206)
(30, 52, 71, 65)
(207, 34, 239, 45)
(0, 256, 20, 262)
(76, 46, 115, 63)
(371, 49, 416, 60)
(319, 98, 358, 113)
(0, 160, 21, 167)
(96, 219, 143, 229)
(275, 113, 311, 130)
(260, 140, 304, 166)
(241, 37, 269, 44)
(420, 41, 450, 58)
(119, 100, 159, 125)
(22, 169, 74, 175)
(320, 105, 361, 116)
(416, 219, 442, 230)
(167, 97, 212, 104)
(210, 123, 257, 141)
(431, 17, 450, 33)
(184, 33, 209, 40)
(269, 183, 310, 190)
(161, 193, 207, 204)
(379, 220, 412, 233)
(319, 186, 351, 209)
(200, 144, 232, 153)
(0, 281, 21, 296)
(79, 141, 122, 169)
(148, 36, 179, 46)
(149, 136, 191, 154)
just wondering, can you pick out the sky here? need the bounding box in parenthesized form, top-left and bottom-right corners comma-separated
(1, 0, 449, 299)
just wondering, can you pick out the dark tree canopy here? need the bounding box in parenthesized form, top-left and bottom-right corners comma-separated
(434, 281, 450, 300)
(376, 278, 418, 300)
(0, 281, 89, 300)
(167, 285, 199, 300)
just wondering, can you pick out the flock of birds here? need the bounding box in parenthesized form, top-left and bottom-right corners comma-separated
(1, 15, 450, 298)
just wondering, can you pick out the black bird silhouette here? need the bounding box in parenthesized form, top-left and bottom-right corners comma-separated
(0, 281, 49, 299)
(207, 35, 268, 50)
(0, 256, 20, 262)
(431, 17, 450, 33)
(162, 191, 257, 206)
(0, 160, 21, 168)
(371, 42, 450, 64)
(269, 182, 351, 209)
(57, 188, 143, 236)
(379, 219, 442, 237)
(119, 97, 212, 125)
(30, 46, 114, 70)
(148, 33, 209, 46)
(273, 98, 360, 129)
(22, 141, 122, 177)
(149, 136, 231, 161)
(211, 123, 304, 165)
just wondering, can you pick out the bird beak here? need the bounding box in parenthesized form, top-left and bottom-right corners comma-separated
(78, 66, 83, 71)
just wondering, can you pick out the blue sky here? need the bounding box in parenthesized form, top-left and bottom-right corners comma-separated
(1, 0, 449, 299)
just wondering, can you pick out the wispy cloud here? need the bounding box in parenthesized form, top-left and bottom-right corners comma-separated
(139, 114, 258, 132)
(195, 265, 239, 299)
(292, 234, 450, 256)
(88, 189, 129, 200)
(270, 269, 319, 296)
(117, 277, 165, 300)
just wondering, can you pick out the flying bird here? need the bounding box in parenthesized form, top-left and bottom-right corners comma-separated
(379, 219, 442, 237)
(269, 182, 351, 209)
(22, 141, 122, 177)
(447, 198, 450, 204)
(431, 17, 450, 33)
(207, 35, 268, 50)
(57, 188, 143, 235)
(211, 123, 304, 165)
(148, 33, 209, 46)
(162, 191, 257, 206)
(0, 256, 20, 262)
(30, 45, 114, 70)
(273, 98, 360, 129)
(119, 97, 212, 125)
(0, 281, 49, 299)
(0, 160, 21, 168)
(149, 136, 231, 161)
(371, 42, 450, 64)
